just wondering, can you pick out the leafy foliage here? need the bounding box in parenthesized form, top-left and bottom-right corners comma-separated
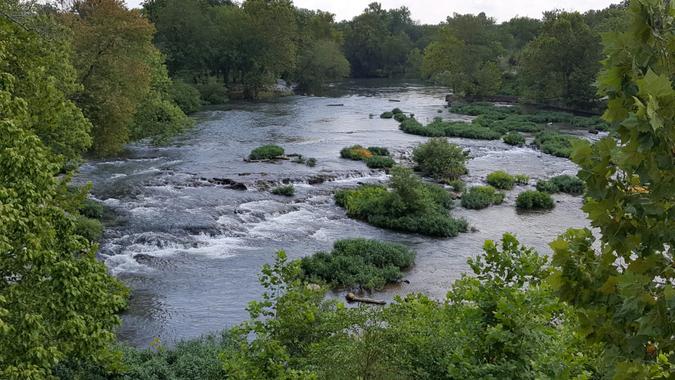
(536, 175, 585, 195)
(412, 138, 468, 181)
(300, 239, 415, 291)
(503, 131, 526, 146)
(365, 155, 395, 169)
(461, 186, 505, 209)
(271, 185, 295, 197)
(335, 166, 467, 237)
(515, 190, 555, 210)
(249, 145, 284, 160)
(533, 131, 583, 158)
(486, 170, 516, 190)
(551, 1, 675, 376)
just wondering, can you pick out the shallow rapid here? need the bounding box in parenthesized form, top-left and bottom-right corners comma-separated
(76, 80, 593, 347)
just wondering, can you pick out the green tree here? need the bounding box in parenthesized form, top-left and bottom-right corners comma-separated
(519, 11, 601, 108)
(295, 39, 349, 92)
(422, 13, 504, 97)
(0, 70, 127, 379)
(65, 0, 157, 155)
(550, 0, 675, 377)
(0, 1, 92, 165)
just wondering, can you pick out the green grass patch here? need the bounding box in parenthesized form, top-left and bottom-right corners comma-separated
(486, 171, 516, 190)
(516, 191, 555, 210)
(300, 238, 415, 291)
(365, 156, 395, 169)
(249, 144, 284, 160)
(380, 111, 394, 119)
(503, 131, 526, 146)
(533, 132, 583, 158)
(537, 175, 584, 195)
(461, 186, 505, 210)
(271, 185, 295, 196)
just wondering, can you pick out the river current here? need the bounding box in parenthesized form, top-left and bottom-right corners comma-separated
(76, 80, 594, 347)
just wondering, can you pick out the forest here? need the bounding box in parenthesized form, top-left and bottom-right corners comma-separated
(0, 0, 673, 379)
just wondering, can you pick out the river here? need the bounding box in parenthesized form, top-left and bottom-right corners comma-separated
(76, 80, 594, 347)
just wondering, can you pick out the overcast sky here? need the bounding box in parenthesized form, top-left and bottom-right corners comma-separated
(125, 0, 620, 23)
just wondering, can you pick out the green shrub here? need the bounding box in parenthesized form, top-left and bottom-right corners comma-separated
(449, 103, 518, 118)
(340, 145, 374, 160)
(306, 158, 317, 167)
(412, 138, 468, 181)
(335, 167, 468, 237)
(486, 171, 516, 190)
(536, 180, 558, 193)
(300, 238, 415, 291)
(391, 107, 403, 114)
(170, 79, 202, 114)
(380, 111, 394, 119)
(73, 215, 103, 242)
(516, 191, 555, 210)
(194, 76, 227, 105)
(447, 179, 465, 193)
(533, 132, 582, 158)
(490, 118, 540, 133)
(367, 146, 390, 156)
(79, 198, 104, 219)
(271, 185, 295, 196)
(249, 145, 284, 160)
(503, 131, 526, 146)
(550, 175, 585, 195)
(461, 186, 505, 209)
(399, 118, 445, 137)
(365, 156, 395, 169)
(399, 118, 501, 140)
(393, 113, 407, 122)
(514, 174, 529, 185)
(131, 94, 194, 145)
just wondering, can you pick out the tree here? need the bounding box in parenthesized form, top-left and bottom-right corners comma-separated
(64, 0, 157, 155)
(0, 68, 127, 379)
(0, 1, 92, 165)
(295, 40, 349, 92)
(519, 12, 601, 108)
(550, 0, 674, 377)
(422, 13, 504, 97)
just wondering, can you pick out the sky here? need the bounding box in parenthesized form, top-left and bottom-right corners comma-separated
(125, 0, 620, 23)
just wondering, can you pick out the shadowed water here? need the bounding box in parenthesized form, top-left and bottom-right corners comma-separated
(76, 79, 594, 347)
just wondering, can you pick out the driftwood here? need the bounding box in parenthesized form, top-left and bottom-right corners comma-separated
(327, 103, 344, 107)
(388, 99, 401, 102)
(346, 292, 386, 305)
(244, 156, 290, 163)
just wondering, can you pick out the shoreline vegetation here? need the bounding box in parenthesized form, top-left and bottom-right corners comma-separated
(2, 0, 673, 378)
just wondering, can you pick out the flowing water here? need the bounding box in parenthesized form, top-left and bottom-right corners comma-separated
(77, 80, 596, 347)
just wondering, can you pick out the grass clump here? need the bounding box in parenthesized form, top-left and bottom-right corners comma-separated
(486, 171, 516, 190)
(79, 198, 104, 219)
(502, 131, 526, 146)
(271, 185, 295, 196)
(537, 175, 584, 195)
(335, 166, 468, 237)
(447, 179, 465, 193)
(514, 174, 530, 185)
(393, 113, 407, 122)
(306, 157, 317, 167)
(340, 145, 374, 160)
(392, 107, 403, 114)
(300, 238, 415, 291)
(73, 215, 103, 242)
(461, 186, 505, 210)
(516, 191, 555, 210)
(412, 138, 468, 182)
(380, 111, 394, 119)
(365, 156, 395, 169)
(533, 132, 583, 158)
(367, 146, 390, 156)
(249, 144, 284, 160)
(399, 118, 501, 140)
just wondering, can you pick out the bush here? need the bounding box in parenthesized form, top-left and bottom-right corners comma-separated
(380, 111, 394, 119)
(503, 132, 526, 146)
(300, 238, 415, 291)
(536, 180, 559, 193)
(249, 145, 284, 160)
(399, 118, 502, 140)
(399, 118, 445, 137)
(340, 145, 374, 160)
(449, 103, 518, 118)
(335, 167, 468, 237)
(131, 94, 194, 145)
(170, 79, 202, 114)
(516, 191, 555, 210)
(73, 215, 103, 242)
(194, 76, 227, 104)
(489, 117, 540, 133)
(365, 156, 395, 169)
(367, 146, 390, 156)
(461, 186, 505, 209)
(306, 158, 317, 167)
(392, 108, 403, 114)
(447, 179, 466, 193)
(533, 132, 582, 158)
(537, 175, 585, 195)
(271, 185, 295, 196)
(393, 113, 407, 122)
(79, 198, 104, 219)
(412, 138, 468, 181)
(550, 175, 585, 195)
(514, 174, 529, 185)
(486, 171, 516, 190)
